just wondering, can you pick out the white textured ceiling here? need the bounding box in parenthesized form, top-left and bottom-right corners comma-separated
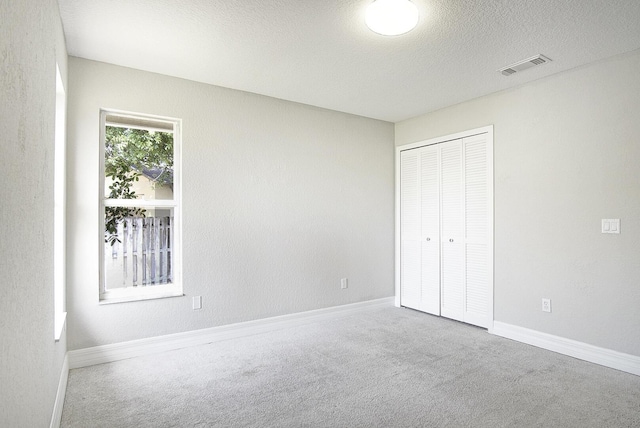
(58, 0, 640, 122)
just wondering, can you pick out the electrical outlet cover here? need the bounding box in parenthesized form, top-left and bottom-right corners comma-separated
(542, 298, 551, 313)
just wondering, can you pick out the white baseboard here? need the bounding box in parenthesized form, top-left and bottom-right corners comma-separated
(68, 297, 394, 369)
(50, 354, 69, 428)
(492, 321, 640, 377)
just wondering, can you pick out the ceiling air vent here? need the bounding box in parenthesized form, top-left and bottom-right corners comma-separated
(498, 54, 551, 76)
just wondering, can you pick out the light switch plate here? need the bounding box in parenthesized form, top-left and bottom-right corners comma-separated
(602, 219, 620, 234)
(193, 296, 202, 310)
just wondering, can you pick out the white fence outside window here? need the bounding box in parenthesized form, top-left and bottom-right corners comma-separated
(105, 216, 173, 289)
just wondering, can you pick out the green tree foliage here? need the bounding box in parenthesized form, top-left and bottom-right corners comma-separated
(105, 126, 174, 245)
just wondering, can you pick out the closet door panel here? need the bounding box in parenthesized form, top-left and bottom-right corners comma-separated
(419, 147, 440, 315)
(440, 140, 464, 322)
(463, 135, 490, 327)
(400, 150, 421, 310)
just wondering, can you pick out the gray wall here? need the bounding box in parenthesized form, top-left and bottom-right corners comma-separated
(396, 50, 640, 357)
(0, 0, 68, 426)
(66, 58, 395, 350)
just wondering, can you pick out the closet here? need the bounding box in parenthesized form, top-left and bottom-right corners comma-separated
(396, 127, 493, 329)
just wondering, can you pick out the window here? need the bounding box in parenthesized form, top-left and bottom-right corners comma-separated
(54, 64, 67, 339)
(99, 110, 182, 303)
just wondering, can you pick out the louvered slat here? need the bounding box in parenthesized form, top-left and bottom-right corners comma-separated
(465, 244, 488, 315)
(465, 140, 487, 243)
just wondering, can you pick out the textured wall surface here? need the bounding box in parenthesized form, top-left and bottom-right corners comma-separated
(66, 58, 394, 350)
(57, 0, 640, 122)
(396, 50, 640, 357)
(0, 0, 68, 426)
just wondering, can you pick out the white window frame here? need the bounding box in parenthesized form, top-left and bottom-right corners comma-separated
(99, 109, 183, 304)
(54, 64, 67, 340)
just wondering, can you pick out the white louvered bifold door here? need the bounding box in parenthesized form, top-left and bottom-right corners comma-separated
(398, 128, 492, 329)
(400, 149, 422, 311)
(439, 140, 465, 322)
(462, 134, 491, 328)
(419, 147, 441, 315)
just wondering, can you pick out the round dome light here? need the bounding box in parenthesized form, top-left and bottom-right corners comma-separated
(365, 0, 419, 36)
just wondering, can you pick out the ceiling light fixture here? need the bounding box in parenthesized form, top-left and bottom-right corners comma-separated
(365, 0, 419, 36)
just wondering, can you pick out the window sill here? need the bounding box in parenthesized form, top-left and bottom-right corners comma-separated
(100, 285, 184, 305)
(54, 312, 67, 342)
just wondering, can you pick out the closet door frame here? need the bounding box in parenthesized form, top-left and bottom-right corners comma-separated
(395, 125, 494, 332)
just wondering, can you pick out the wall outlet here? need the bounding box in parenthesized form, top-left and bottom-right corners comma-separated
(193, 296, 202, 310)
(601, 219, 620, 234)
(341, 278, 348, 289)
(542, 298, 551, 313)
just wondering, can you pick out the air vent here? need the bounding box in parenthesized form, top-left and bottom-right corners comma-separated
(498, 54, 551, 76)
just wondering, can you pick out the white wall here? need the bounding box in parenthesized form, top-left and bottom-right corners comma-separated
(396, 50, 640, 357)
(0, 0, 68, 426)
(66, 58, 394, 350)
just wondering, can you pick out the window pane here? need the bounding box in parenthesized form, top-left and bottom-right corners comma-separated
(104, 207, 175, 290)
(104, 126, 174, 200)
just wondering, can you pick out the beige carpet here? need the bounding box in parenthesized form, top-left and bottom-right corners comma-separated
(61, 306, 640, 427)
